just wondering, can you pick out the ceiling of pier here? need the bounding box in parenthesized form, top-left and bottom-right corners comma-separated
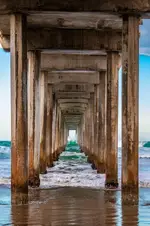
(0, 0, 150, 15)
(0, 1, 140, 129)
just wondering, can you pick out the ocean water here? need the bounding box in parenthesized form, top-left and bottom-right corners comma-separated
(1, 141, 150, 189)
(1, 141, 150, 225)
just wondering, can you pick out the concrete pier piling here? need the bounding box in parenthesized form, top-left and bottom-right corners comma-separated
(39, 72, 48, 174)
(10, 14, 28, 196)
(105, 51, 119, 189)
(97, 71, 107, 174)
(28, 51, 41, 187)
(122, 15, 139, 194)
(46, 84, 53, 167)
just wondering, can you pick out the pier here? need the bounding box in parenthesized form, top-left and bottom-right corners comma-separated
(0, 0, 146, 202)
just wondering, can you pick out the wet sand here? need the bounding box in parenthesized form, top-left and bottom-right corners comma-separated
(1, 187, 150, 225)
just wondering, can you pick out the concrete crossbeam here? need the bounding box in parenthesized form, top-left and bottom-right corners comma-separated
(0, 29, 122, 51)
(55, 92, 90, 99)
(41, 54, 106, 71)
(54, 83, 94, 93)
(57, 99, 89, 104)
(48, 71, 100, 84)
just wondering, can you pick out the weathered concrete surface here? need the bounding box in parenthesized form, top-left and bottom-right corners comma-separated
(97, 71, 107, 174)
(0, 0, 150, 13)
(60, 118, 64, 147)
(41, 54, 106, 71)
(89, 93, 94, 155)
(54, 104, 59, 159)
(93, 84, 100, 169)
(64, 115, 82, 125)
(59, 103, 88, 109)
(0, 13, 122, 34)
(28, 51, 41, 187)
(53, 107, 65, 161)
(39, 72, 47, 174)
(84, 109, 88, 149)
(46, 84, 53, 167)
(64, 125, 68, 145)
(52, 95, 57, 157)
(105, 51, 119, 189)
(11, 14, 28, 193)
(55, 92, 90, 99)
(0, 29, 122, 51)
(53, 83, 94, 93)
(122, 16, 139, 193)
(48, 71, 100, 84)
(58, 99, 88, 104)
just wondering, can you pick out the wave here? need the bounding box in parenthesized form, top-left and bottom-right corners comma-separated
(0, 178, 10, 187)
(143, 141, 150, 148)
(0, 146, 10, 159)
(0, 141, 11, 147)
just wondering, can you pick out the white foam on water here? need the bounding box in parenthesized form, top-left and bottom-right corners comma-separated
(1, 148, 150, 188)
(40, 151, 105, 189)
(0, 178, 11, 186)
(0, 146, 10, 154)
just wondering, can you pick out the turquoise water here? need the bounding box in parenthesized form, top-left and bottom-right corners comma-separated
(144, 141, 150, 147)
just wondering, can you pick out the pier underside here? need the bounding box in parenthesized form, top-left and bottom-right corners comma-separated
(0, 0, 142, 203)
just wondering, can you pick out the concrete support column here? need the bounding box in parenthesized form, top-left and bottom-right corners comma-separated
(60, 116, 64, 147)
(81, 116, 84, 147)
(28, 51, 41, 187)
(46, 84, 53, 167)
(52, 95, 56, 155)
(58, 108, 62, 148)
(87, 103, 91, 151)
(122, 15, 139, 193)
(105, 51, 119, 188)
(39, 72, 47, 174)
(94, 84, 100, 167)
(11, 14, 28, 194)
(78, 124, 82, 146)
(90, 93, 94, 155)
(84, 108, 88, 149)
(97, 71, 107, 173)
(76, 125, 79, 143)
(82, 113, 86, 148)
(64, 123, 68, 145)
(54, 103, 59, 159)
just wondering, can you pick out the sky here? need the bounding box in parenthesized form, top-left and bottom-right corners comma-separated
(0, 20, 150, 141)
